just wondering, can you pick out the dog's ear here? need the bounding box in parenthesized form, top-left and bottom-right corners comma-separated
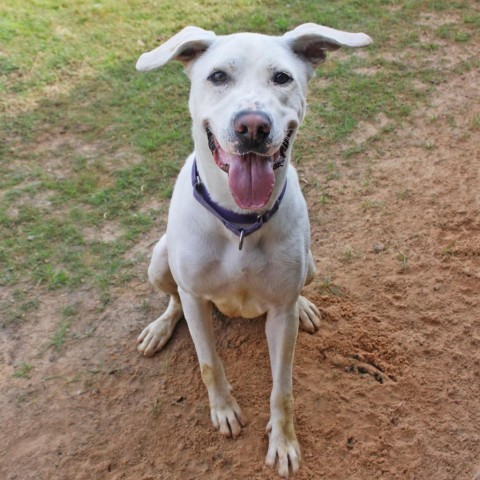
(136, 26, 216, 71)
(283, 23, 372, 67)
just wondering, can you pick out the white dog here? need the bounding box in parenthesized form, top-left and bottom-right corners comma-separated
(136, 24, 371, 477)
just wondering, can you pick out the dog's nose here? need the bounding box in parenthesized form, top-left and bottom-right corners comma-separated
(233, 111, 271, 148)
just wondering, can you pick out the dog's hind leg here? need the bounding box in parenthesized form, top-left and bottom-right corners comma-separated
(298, 250, 321, 333)
(304, 249, 316, 287)
(137, 234, 183, 357)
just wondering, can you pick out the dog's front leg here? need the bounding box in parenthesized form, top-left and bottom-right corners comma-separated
(178, 288, 245, 437)
(265, 302, 301, 477)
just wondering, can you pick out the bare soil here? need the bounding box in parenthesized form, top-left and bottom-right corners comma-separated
(1, 28, 479, 480)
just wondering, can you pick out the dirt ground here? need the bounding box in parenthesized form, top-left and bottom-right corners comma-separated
(1, 21, 480, 480)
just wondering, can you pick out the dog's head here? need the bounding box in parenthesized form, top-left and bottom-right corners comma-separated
(137, 24, 372, 211)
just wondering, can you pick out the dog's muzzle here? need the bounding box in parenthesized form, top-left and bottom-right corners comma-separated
(206, 123, 292, 211)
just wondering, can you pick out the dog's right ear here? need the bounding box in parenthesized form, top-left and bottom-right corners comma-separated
(136, 26, 216, 71)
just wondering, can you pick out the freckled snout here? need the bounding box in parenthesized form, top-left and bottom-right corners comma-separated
(233, 110, 272, 152)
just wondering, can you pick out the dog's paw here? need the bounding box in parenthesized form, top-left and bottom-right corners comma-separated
(298, 295, 321, 333)
(138, 295, 183, 356)
(265, 420, 301, 478)
(210, 396, 245, 438)
(137, 315, 179, 357)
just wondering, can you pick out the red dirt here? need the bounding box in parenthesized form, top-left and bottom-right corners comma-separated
(1, 24, 479, 480)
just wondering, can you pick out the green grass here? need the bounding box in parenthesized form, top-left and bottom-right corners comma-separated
(1, 0, 478, 325)
(152, 397, 163, 418)
(397, 252, 409, 272)
(13, 362, 34, 379)
(0, 289, 40, 328)
(318, 275, 345, 297)
(47, 319, 71, 352)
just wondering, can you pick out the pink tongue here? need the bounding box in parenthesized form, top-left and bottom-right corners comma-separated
(226, 153, 275, 209)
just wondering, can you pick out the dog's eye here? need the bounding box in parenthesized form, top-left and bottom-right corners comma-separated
(272, 72, 293, 85)
(208, 70, 229, 85)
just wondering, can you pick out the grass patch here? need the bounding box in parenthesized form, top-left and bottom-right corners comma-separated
(13, 362, 34, 379)
(441, 241, 457, 256)
(1, 0, 478, 321)
(48, 320, 71, 352)
(342, 246, 356, 263)
(397, 252, 409, 272)
(0, 289, 40, 328)
(152, 397, 163, 418)
(318, 275, 345, 297)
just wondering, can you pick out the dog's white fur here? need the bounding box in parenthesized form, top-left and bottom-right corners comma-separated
(136, 24, 371, 477)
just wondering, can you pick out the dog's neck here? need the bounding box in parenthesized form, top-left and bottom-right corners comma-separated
(192, 159, 288, 250)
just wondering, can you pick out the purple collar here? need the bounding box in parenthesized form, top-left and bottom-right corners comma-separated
(192, 159, 287, 250)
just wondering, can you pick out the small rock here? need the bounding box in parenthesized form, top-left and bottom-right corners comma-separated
(373, 242, 385, 253)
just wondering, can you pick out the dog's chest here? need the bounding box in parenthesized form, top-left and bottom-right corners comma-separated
(213, 289, 264, 319)
(208, 269, 270, 318)
(183, 242, 283, 318)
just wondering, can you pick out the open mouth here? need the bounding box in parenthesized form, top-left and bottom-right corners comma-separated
(206, 128, 292, 210)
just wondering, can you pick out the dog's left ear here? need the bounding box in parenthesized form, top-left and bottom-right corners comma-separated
(136, 26, 216, 71)
(283, 23, 372, 67)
